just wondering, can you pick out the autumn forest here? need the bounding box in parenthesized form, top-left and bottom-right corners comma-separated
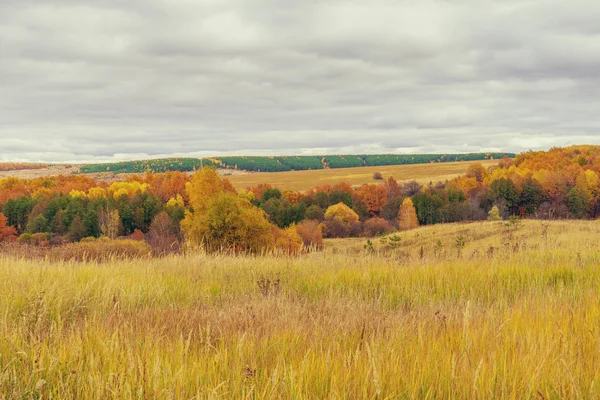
(0, 146, 598, 257)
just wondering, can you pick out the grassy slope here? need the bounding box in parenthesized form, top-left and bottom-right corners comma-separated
(225, 159, 498, 191)
(1, 220, 599, 398)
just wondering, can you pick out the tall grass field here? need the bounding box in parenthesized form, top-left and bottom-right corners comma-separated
(1, 220, 599, 398)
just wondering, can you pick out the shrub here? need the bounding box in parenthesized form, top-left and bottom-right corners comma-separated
(130, 229, 145, 241)
(296, 220, 323, 249)
(18, 232, 49, 246)
(273, 225, 303, 255)
(322, 220, 362, 238)
(488, 206, 502, 221)
(363, 218, 392, 237)
(373, 172, 383, 180)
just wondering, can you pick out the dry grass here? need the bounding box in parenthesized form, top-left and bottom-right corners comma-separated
(225, 160, 498, 191)
(0, 219, 599, 398)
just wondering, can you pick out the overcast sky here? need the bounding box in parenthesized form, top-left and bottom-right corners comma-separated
(1, 0, 600, 163)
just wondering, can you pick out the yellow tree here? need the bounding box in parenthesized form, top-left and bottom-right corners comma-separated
(398, 198, 419, 231)
(324, 202, 359, 223)
(185, 168, 235, 212)
(181, 168, 276, 254)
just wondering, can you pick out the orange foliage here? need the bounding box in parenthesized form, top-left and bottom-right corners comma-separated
(357, 184, 387, 216)
(398, 198, 419, 231)
(0, 213, 17, 242)
(247, 183, 273, 200)
(332, 182, 355, 194)
(448, 176, 480, 197)
(283, 190, 303, 205)
(295, 220, 323, 249)
(144, 171, 190, 202)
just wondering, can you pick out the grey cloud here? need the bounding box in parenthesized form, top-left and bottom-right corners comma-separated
(1, 0, 600, 163)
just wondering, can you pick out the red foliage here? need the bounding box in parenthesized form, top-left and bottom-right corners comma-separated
(0, 213, 17, 242)
(247, 183, 273, 200)
(295, 220, 323, 249)
(362, 217, 392, 237)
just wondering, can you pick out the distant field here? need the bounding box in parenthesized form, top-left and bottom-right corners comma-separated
(1, 220, 599, 398)
(225, 159, 498, 191)
(78, 153, 513, 174)
(0, 162, 48, 172)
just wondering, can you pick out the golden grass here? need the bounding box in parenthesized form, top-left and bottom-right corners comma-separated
(1, 219, 599, 398)
(225, 160, 498, 191)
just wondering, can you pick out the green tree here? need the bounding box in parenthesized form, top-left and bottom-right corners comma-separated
(68, 215, 86, 242)
(488, 178, 520, 214)
(26, 215, 48, 233)
(519, 178, 546, 215)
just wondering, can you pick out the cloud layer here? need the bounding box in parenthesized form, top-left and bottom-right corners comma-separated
(1, 0, 600, 162)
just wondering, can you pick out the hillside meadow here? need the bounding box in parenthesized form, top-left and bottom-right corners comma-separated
(1, 220, 600, 398)
(225, 160, 498, 191)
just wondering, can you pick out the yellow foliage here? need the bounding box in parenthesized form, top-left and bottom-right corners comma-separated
(69, 190, 87, 199)
(32, 187, 53, 199)
(273, 225, 303, 255)
(182, 194, 275, 254)
(87, 187, 107, 200)
(182, 171, 277, 254)
(485, 165, 531, 186)
(448, 176, 479, 196)
(324, 203, 360, 224)
(185, 168, 235, 212)
(166, 194, 185, 208)
(584, 170, 600, 196)
(398, 198, 419, 231)
(108, 181, 149, 199)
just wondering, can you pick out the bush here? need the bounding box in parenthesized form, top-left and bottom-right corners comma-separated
(296, 220, 323, 249)
(372, 172, 383, 180)
(363, 218, 392, 237)
(488, 206, 502, 221)
(18, 232, 49, 246)
(273, 225, 303, 255)
(322, 220, 362, 238)
(130, 229, 145, 241)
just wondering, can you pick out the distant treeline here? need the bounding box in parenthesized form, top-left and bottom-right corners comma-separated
(79, 153, 515, 174)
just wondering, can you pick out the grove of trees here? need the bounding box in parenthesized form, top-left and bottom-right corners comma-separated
(1, 146, 599, 253)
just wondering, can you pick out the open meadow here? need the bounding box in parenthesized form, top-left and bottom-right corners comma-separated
(224, 160, 498, 191)
(1, 219, 600, 398)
